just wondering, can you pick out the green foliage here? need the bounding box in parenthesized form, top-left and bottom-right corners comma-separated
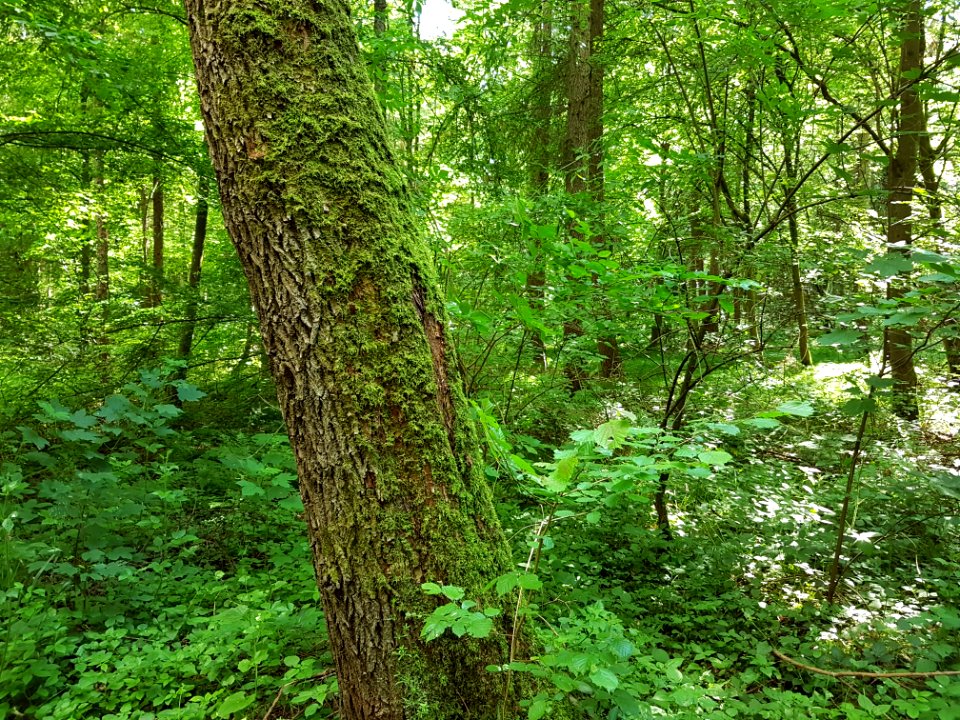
(2, 0, 960, 716)
(0, 371, 330, 719)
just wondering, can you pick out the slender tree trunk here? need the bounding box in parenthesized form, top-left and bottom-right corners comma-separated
(562, 0, 618, 385)
(783, 130, 812, 366)
(883, 0, 923, 420)
(525, 0, 554, 371)
(185, 2, 521, 717)
(918, 112, 960, 384)
(149, 163, 165, 307)
(92, 151, 110, 379)
(176, 172, 210, 380)
(372, 0, 388, 97)
(79, 152, 92, 298)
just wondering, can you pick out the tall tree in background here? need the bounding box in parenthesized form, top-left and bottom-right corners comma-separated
(562, 0, 618, 385)
(185, 0, 520, 717)
(884, 0, 924, 420)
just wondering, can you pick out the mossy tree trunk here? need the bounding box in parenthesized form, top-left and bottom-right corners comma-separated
(185, 2, 519, 718)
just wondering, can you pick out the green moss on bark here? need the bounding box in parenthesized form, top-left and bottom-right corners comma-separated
(186, 0, 525, 717)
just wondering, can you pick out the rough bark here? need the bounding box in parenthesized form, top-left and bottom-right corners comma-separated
(185, 2, 519, 718)
(883, 0, 922, 420)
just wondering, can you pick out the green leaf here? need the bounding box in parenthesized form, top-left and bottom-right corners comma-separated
(743, 417, 781, 429)
(842, 398, 876, 416)
(544, 456, 578, 493)
(589, 668, 620, 691)
(173, 381, 207, 403)
(612, 689, 642, 716)
(593, 418, 631, 449)
(216, 691, 254, 717)
(612, 639, 634, 660)
(237, 480, 265, 497)
(650, 648, 670, 663)
(422, 582, 443, 595)
(816, 329, 861, 346)
(707, 422, 740, 436)
(777, 400, 814, 417)
(17, 426, 48, 449)
(864, 254, 913, 277)
(494, 573, 519, 596)
(528, 698, 550, 720)
(465, 614, 493, 638)
(441, 585, 465, 601)
(698, 450, 732, 465)
(518, 573, 542, 591)
(153, 404, 182, 418)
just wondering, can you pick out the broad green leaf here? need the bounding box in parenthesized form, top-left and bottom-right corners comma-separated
(612, 639, 634, 660)
(528, 698, 550, 720)
(589, 668, 620, 691)
(816, 329, 861, 346)
(421, 582, 443, 595)
(216, 691, 254, 717)
(237, 480, 265, 497)
(698, 450, 732, 465)
(593, 418, 631, 449)
(17, 426, 48, 449)
(841, 398, 876, 416)
(518, 573, 542, 591)
(883, 308, 927, 327)
(777, 401, 814, 417)
(440, 585, 465, 601)
(174, 381, 207, 403)
(743, 417, 780, 430)
(509, 454, 539, 479)
(465, 614, 493, 638)
(544, 456, 578, 493)
(613, 689, 642, 715)
(707, 422, 740, 436)
(153, 404, 182, 418)
(569, 654, 591, 674)
(912, 249, 950, 264)
(650, 648, 670, 663)
(495, 573, 519, 596)
(864, 254, 913, 278)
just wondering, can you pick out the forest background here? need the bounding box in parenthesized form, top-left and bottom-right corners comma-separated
(1, 0, 960, 717)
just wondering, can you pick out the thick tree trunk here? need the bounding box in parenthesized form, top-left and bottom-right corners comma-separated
(883, 0, 922, 420)
(185, 2, 519, 718)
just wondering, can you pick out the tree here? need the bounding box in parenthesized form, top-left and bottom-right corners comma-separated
(184, 1, 521, 717)
(883, 0, 924, 420)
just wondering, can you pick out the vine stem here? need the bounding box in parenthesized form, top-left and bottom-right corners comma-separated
(774, 649, 960, 678)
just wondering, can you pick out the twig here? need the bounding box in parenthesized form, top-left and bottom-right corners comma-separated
(773, 649, 960, 678)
